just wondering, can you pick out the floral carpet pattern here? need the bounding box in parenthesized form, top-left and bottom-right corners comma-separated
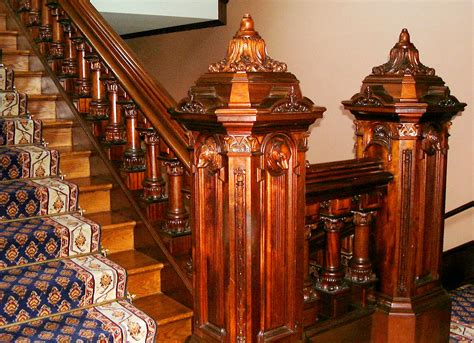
(0, 64, 156, 341)
(450, 283, 474, 342)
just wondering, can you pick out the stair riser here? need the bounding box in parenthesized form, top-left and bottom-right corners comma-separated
(29, 99, 57, 120)
(3, 53, 31, 71)
(0, 14, 6, 31)
(43, 125, 72, 147)
(127, 269, 162, 299)
(158, 318, 192, 342)
(78, 189, 111, 214)
(101, 225, 135, 253)
(0, 33, 17, 49)
(59, 154, 91, 179)
(15, 74, 42, 94)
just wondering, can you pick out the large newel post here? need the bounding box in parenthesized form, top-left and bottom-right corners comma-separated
(172, 15, 325, 342)
(343, 29, 466, 342)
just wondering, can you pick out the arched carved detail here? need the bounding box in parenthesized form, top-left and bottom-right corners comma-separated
(372, 29, 435, 76)
(176, 89, 205, 114)
(196, 136, 222, 174)
(208, 14, 287, 73)
(223, 135, 260, 153)
(272, 87, 312, 113)
(264, 135, 292, 176)
(350, 86, 384, 107)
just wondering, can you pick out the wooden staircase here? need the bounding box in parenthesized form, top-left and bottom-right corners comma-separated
(0, 2, 193, 341)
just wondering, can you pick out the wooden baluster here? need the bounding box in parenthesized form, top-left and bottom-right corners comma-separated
(85, 55, 108, 139)
(47, 5, 64, 73)
(72, 36, 91, 115)
(16, 0, 31, 26)
(58, 18, 77, 94)
(102, 77, 126, 147)
(122, 102, 145, 172)
(162, 157, 189, 234)
(316, 198, 352, 318)
(38, 0, 52, 55)
(347, 210, 377, 307)
(140, 127, 166, 202)
(17, 0, 40, 39)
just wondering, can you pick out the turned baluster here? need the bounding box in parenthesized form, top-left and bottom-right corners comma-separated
(15, 0, 31, 26)
(58, 19, 77, 94)
(140, 127, 166, 201)
(122, 103, 146, 172)
(37, 0, 52, 54)
(316, 198, 352, 318)
(71, 36, 91, 115)
(162, 157, 189, 234)
(47, 5, 64, 73)
(85, 55, 108, 139)
(102, 77, 126, 145)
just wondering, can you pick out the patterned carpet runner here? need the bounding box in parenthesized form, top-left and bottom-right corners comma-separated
(0, 64, 157, 341)
(450, 284, 474, 342)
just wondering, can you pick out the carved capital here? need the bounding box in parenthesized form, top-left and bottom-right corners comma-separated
(208, 14, 287, 73)
(123, 103, 139, 119)
(223, 135, 260, 153)
(164, 159, 185, 176)
(352, 211, 376, 226)
(372, 29, 435, 76)
(320, 216, 346, 233)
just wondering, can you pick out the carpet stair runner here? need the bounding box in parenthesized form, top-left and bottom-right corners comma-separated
(0, 64, 157, 341)
(450, 284, 474, 342)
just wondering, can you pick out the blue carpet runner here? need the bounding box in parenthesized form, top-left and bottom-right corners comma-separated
(0, 64, 157, 341)
(450, 284, 474, 342)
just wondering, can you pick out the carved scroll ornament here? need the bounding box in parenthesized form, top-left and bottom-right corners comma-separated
(372, 29, 435, 76)
(350, 86, 383, 107)
(209, 14, 287, 73)
(196, 136, 221, 173)
(175, 89, 205, 114)
(273, 87, 312, 113)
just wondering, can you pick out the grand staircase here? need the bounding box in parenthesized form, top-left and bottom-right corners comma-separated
(0, 2, 192, 341)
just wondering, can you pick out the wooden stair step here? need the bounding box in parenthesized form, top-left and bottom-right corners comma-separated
(108, 249, 164, 299)
(86, 211, 136, 253)
(28, 94, 59, 119)
(68, 176, 113, 214)
(55, 145, 91, 179)
(0, 30, 19, 49)
(14, 70, 46, 94)
(2, 49, 33, 71)
(0, 13, 7, 31)
(42, 119, 73, 148)
(134, 293, 193, 342)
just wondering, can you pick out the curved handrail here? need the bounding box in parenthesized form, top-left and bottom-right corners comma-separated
(58, 0, 191, 170)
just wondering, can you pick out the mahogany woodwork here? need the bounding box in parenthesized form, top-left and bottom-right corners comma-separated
(122, 102, 146, 172)
(140, 127, 167, 202)
(172, 15, 325, 342)
(342, 29, 466, 342)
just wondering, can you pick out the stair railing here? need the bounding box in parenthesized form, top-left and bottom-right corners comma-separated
(6, 0, 193, 293)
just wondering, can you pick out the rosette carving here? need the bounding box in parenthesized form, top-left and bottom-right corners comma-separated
(372, 29, 435, 76)
(209, 14, 287, 73)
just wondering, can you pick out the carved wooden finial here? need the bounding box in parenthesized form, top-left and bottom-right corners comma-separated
(208, 14, 287, 73)
(372, 28, 435, 76)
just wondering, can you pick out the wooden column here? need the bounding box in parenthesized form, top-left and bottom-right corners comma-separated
(172, 15, 325, 342)
(72, 36, 91, 115)
(343, 29, 466, 342)
(103, 77, 126, 145)
(122, 103, 146, 171)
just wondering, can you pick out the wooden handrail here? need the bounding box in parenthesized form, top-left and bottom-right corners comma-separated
(58, 0, 191, 170)
(445, 201, 474, 219)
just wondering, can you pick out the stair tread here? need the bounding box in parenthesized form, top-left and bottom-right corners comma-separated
(86, 210, 136, 230)
(1, 48, 32, 55)
(42, 119, 73, 127)
(54, 145, 92, 157)
(134, 293, 193, 325)
(108, 250, 164, 275)
(68, 176, 113, 191)
(28, 94, 60, 100)
(0, 30, 18, 35)
(14, 70, 45, 77)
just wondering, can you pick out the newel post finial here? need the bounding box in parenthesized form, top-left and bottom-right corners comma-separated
(208, 14, 287, 73)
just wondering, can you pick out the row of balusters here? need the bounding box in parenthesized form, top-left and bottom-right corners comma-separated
(304, 191, 381, 321)
(14, 0, 190, 235)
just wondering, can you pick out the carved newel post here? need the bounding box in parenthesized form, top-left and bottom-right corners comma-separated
(343, 29, 466, 342)
(172, 15, 325, 342)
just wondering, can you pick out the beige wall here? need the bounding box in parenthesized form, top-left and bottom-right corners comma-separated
(127, 0, 473, 251)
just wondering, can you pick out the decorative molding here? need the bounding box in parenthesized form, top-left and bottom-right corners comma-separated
(265, 136, 291, 175)
(372, 29, 435, 76)
(223, 135, 260, 153)
(208, 14, 287, 73)
(438, 88, 461, 108)
(234, 168, 247, 342)
(273, 87, 311, 113)
(350, 86, 383, 107)
(397, 123, 420, 138)
(163, 159, 185, 177)
(398, 149, 413, 294)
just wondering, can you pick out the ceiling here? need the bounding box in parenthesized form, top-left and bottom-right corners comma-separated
(91, 0, 221, 37)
